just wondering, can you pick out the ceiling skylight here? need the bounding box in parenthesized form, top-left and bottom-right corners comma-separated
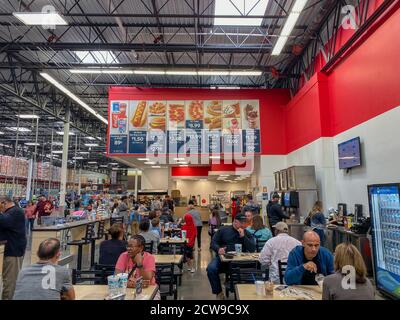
(214, 0, 269, 26)
(74, 51, 119, 64)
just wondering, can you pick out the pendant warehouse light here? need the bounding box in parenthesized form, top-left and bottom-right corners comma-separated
(56, 131, 75, 135)
(40, 73, 108, 125)
(24, 142, 40, 146)
(271, 0, 308, 56)
(70, 69, 262, 76)
(17, 114, 40, 119)
(6, 127, 31, 132)
(84, 143, 99, 147)
(13, 12, 68, 26)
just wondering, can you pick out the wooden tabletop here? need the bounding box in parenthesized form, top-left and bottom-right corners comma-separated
(219, 252, 260, 262)
(74, 284, 158, 300)
(235, 284, 322, 300)
(160, 238, 186, 244)
(154, 254, 183, 265)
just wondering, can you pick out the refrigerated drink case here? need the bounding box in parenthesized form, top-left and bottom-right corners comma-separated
(368, 184, 400, 299)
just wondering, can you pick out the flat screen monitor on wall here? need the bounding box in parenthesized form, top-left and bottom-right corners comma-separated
(338, 137, 361, 169)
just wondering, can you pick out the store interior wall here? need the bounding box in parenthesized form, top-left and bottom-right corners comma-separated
(175, 179, 249, 205)
(276, 4, 400, 216)
(141, 168, 170, 190)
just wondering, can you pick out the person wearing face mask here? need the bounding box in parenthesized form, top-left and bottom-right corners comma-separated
(285, 231, 334, 285)
(115, 235, 156, 289)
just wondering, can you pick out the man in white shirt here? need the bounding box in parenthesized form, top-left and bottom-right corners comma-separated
(259, 222, 301, 283)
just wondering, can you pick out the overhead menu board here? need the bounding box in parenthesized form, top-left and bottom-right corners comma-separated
(108, 99, 261, 155)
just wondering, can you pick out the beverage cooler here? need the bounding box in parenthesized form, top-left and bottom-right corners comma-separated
(368, 183, 400, 299)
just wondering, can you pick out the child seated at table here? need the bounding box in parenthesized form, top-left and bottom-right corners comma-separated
(150, 218, 162, 238)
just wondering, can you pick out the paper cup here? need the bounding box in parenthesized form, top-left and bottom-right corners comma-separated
(255, 281, 264, 295)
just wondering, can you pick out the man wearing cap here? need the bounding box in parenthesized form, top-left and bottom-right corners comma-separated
(285, 230, 334, 285)
(206, 213, 256, 299)
(267, 194, 289, 232)
(259, 222, 301, 283)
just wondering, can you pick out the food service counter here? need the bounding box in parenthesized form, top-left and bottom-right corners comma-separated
(31, 218, 110, 265)
(174, 206, 210, 222)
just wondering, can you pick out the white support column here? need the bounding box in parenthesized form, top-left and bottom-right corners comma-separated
(26, 159, 34, 200)
(59, 107, 70, 209)
(134, 169, 138, 198)
(78, 168, 82, 196)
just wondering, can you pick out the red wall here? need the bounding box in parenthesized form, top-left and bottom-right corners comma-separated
(284, 2, 400, 153)
(108, 88, 290, 155)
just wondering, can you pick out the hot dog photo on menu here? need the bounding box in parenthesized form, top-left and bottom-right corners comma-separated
(129, 100, 148, 130)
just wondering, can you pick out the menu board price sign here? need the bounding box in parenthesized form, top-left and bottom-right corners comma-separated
(109, 135, 128, 154)
(108, 99, 261, 155)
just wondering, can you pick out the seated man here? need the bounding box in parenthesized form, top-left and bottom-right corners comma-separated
(13, 238, 75, 300)
(259, 222, 301, 283)
(138, 220, 160, 254)
(285, 230, 334, 285)
(206, 213, 256, 299)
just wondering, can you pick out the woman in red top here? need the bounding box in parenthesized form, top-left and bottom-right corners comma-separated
(231, 197, 237, 221)
(181, 213, 197, 273)
(24, 201, 37, 234)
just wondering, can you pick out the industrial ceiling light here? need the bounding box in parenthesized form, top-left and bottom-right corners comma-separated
(151, 166, 161, 168)
(165, 71, 198, 75)
(133, 70, 165, 75)
(173, 158, 185, 161)
(24, 142, 40, 146)
(17, 114, 40, 119)
(229, 71, 262, 76)
(79, 151, 90, 154)
(84, 143, 99, 147)
(209, 155, 221, 159)
(198, 71, 230, 76)
(73, 156, 84, 160)
(214, 0, 270, 26)
(6, 127, 31, 132)
(109, 162, 119, 165)
(13, 12, 68, 26)
(85, 137, 96, 140)
(179, 164, 189, 167)
(271, 0, 308, 56)
(144, 161, 156, 165)
(70, 69, 133, 74)
(87, 161, 97, 164)
(51, 150, 63, 154)
(0, 131, 4, 134)
(138, 158, 150, 161)
(217, 86, 241, 89)
(40, 73, 108, 125)
(56, 131, 75, 135)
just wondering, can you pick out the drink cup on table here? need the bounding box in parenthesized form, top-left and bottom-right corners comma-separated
(255, 281, 264, 295)
(265, 280, 274, 296)
(315, 274, 324, 289)
(118, 273, 129, 295)
(235, 243, 242, 256)
(107, 275, 119, 297)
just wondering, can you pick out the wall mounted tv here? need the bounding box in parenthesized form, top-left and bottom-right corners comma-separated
(338, 137, 361, 169)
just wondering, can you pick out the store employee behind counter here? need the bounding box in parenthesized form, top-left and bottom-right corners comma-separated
(206, 213, 256, 300)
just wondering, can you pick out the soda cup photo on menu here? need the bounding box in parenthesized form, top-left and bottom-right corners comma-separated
(118, 118, 127, 133)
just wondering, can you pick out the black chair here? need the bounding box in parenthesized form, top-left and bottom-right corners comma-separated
(144, 241, 154, 253)
(90, 220, 106, 268)
(225, 261, 265, 298)
(72, 268, 110, 285)
(155, 263, 177, 300)
(67, 223, 96, 271)
(158, 242, 185, 255)
(110, 217, 124, 226)
(278, 260, 287, 284)
(256, 239, 267, 252)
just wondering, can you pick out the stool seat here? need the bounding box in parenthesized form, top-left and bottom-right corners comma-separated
(67, 239, 90, 246)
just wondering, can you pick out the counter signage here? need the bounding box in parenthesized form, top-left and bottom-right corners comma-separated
(108, 99, 261, 155)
